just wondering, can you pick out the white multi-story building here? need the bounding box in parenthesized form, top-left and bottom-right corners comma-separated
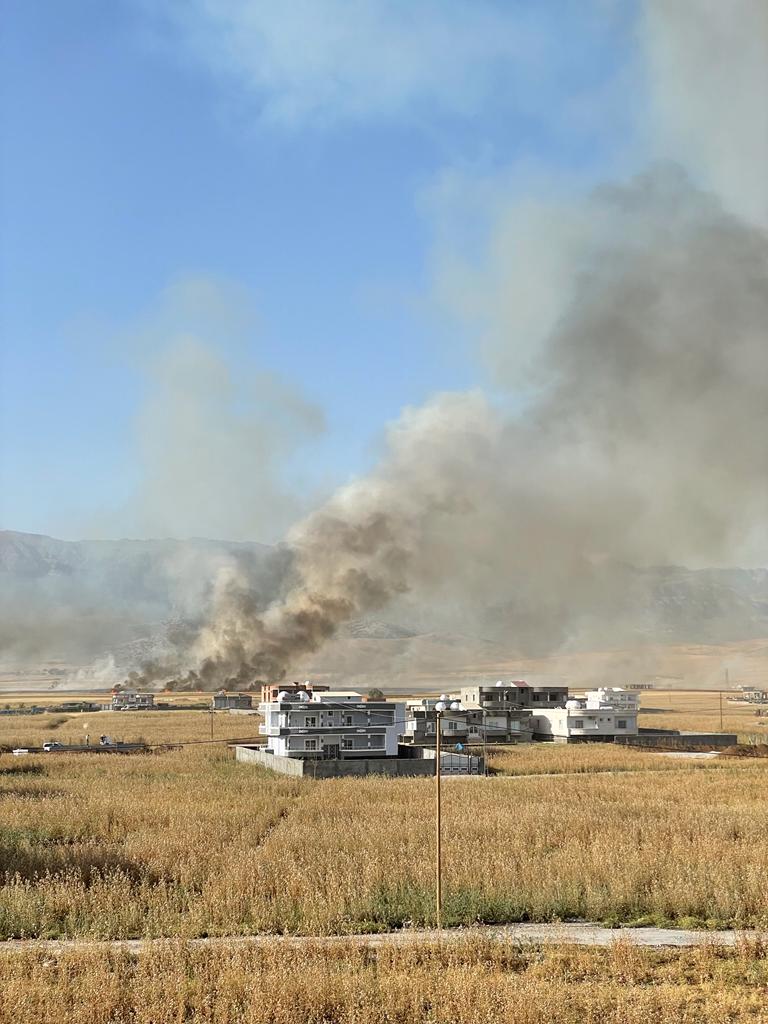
(584, 687, 640, 712)
(401, 698, 469, 745)
(259, 689, 404, 760)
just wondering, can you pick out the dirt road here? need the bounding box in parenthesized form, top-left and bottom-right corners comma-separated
(0, 922, 756, 955)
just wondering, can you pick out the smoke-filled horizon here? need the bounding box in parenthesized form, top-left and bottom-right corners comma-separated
(134, 0, 768, 690)
(134, 155, 768, 690)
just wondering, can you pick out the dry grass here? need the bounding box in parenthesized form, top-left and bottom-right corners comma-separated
(486, 742, 730, 776)
(2, 938, 768, 1023)
(638, 690, 768, 741)
(2, 737, 768, 938)
(0, 709, 259, 750)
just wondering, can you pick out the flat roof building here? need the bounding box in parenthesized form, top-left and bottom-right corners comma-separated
(461, 681, 568, 710)
(259, 689, 403, 760)
(584, 688, 640, 712)
(531, 704, 638, 743)
(259, 681, 330, 704)
(212, 692, 253, 711)
(110, 689, 154, 711)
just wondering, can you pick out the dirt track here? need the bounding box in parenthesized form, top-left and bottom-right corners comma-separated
(0, 922, 756, 955)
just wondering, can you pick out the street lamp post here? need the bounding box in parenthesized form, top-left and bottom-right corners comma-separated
(435, 707, 442, 930)
(433, 698, 467, 929)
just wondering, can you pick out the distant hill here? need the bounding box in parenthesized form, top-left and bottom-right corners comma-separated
(0, 530, 280, 664)
(0, 530, 272, 582)
(1, 530, 768, 672)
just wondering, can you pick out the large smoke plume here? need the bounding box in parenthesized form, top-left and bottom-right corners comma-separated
(134, 3, 768, 691)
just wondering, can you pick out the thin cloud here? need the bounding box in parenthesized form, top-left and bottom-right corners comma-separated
(144, 0, 620, 128)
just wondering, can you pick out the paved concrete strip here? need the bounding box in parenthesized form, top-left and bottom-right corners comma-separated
(0, 923, 754, 955)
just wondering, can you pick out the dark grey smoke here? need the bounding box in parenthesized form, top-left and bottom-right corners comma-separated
(130, 166, 768, 689)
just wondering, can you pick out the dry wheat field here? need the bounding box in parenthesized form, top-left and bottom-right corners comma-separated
(2, 939, 768, 1024)
(1, 707, 768, 941)
(3, 938, 768, 1024)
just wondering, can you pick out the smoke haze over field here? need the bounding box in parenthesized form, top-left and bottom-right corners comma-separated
(6, 2, 765, 690)
(147, 161, 767, 689)
(126, 0, 768, 690)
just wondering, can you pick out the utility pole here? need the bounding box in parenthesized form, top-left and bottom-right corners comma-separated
(210, 707, 214, 741)
(482, 708, 488, 777)
(435, 708, 442, 931)
(719, 690, 724, 733)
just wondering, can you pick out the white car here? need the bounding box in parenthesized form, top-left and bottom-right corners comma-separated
(11, 748, 29, 756)
(42, 741, 64, 752)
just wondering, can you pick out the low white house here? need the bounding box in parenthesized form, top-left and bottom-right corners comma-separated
(259, 689, 404, 759)
(531, 701, 638, 742)
(584, 687, 640, 712)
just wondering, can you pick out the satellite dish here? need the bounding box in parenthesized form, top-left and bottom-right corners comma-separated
(277, 691, 290, 702)
(449, 701, 462, 711)
(496, 680, 504, 687)
(434, 701, 447, 712)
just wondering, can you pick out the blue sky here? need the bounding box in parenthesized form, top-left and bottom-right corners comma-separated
(1, 0, 639, 541)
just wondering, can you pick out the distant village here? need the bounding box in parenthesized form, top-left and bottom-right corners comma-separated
(4, 677, 751, 771)
(232, 679, 740, 778)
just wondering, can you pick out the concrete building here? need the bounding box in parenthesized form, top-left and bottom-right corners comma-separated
(259, 680, 330, 704)
(531, 701, 638, 742)
(401, 690, 533, 746)
(212, 692, 253, 711)
(584, 687, 640, 712)
(110, 689, 154, 711)
(401, 698, 470, 745)
(738, 689, 768, 704)
(459, 686, 534, 743)
(461, 680, 568, 710)
(258, 689, 403, 760)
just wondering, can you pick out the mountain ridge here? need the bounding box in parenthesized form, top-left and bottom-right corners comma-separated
(2, 530, 768, 669)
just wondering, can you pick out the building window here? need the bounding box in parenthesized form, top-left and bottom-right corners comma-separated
(305, 716, 317, 727)
(532, 693, 541, 701)
(305, 739, 317, 751)
(617, 720, 627, 729)
(572, 721, 583, 729)
(342, 737, 353, 749)
(344, 715, 353, 726)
